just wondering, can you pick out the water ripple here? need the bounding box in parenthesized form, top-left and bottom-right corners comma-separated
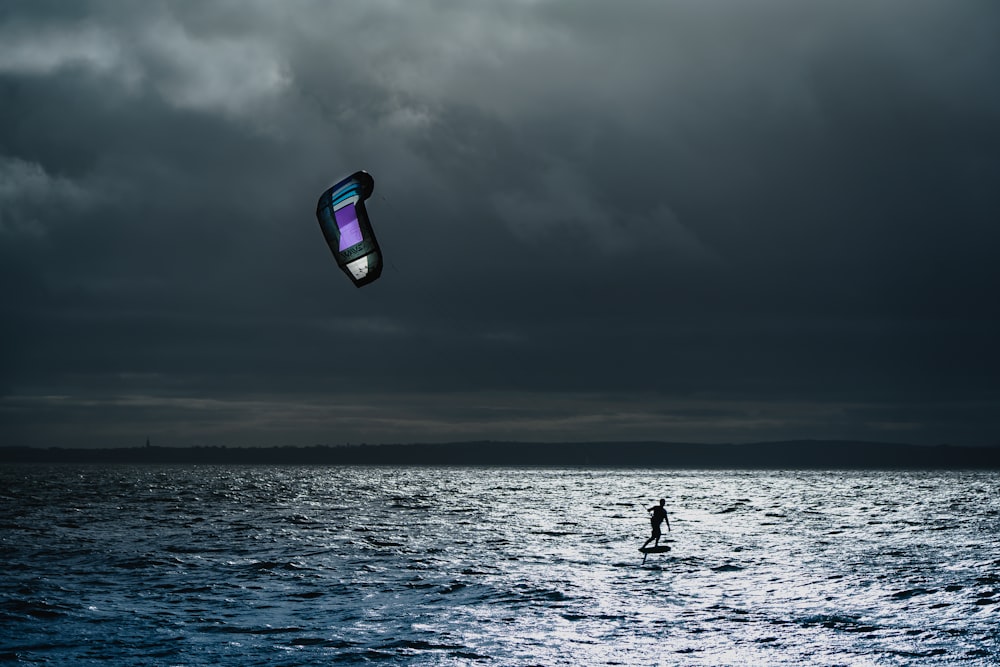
(1, 466, 998, 665)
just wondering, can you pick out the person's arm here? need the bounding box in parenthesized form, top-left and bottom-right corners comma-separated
(665, 512, 671, 532)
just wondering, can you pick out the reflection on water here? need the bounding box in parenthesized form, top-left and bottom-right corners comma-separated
(1, 466, 998, 665)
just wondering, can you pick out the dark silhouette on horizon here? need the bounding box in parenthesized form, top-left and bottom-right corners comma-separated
(2, 440, 999, 468)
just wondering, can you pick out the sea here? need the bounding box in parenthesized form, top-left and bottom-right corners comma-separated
(1, 466, 997, 666)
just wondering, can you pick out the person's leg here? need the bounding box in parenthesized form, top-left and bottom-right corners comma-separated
(643, 524, 659, 548)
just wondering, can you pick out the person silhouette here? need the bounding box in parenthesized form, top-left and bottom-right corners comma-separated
(642, 498, 670, 549)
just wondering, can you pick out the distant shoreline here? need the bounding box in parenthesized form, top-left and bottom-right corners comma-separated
(2, 440, 999, 469)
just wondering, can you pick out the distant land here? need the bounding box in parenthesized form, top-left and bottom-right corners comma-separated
(1, 441, 999, 468)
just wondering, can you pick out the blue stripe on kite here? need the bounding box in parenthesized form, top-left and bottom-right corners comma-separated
(330, 187, 362, 207)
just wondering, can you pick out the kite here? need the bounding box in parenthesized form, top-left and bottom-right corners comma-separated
(315, 171, 383, 287)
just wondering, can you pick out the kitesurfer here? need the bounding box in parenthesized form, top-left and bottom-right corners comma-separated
(642, 498, 670, 549)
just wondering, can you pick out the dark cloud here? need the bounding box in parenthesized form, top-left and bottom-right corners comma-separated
(2, 1, 998, 448)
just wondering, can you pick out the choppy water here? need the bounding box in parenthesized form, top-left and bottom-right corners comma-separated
(1, 466, 998, 665)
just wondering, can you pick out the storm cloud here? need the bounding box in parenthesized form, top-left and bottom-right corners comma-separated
(2, 0, 998, 447)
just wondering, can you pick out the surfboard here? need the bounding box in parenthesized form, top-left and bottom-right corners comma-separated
(639, 545, 671, 554)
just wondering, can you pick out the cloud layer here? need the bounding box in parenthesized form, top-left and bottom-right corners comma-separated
(2, 0, 998, 447)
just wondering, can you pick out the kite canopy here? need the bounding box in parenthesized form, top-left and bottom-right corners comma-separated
(315, 171, 383, 287)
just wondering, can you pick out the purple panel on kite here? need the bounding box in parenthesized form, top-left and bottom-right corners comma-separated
(334, 204, 363, 251)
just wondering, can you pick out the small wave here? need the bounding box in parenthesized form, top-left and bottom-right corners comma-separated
(173, 585, 213, 594)
(2, 599, 72, 620)
(492, 585, 572, 604)
(889, 648, 948, 658)
(451, 649, 491, 660)
(288, 590, 324, 599)
(377, 638, 466, 651)
(114, 555, 177, 570)
(389, 503, 432, 510)
(288, 637, 356, 648)
(798, 614, 878, 633)
(248, 560, 281, 570)
(199, 624, 304, 635)
(891, 587, 935, 599)
(366, 539, 404, 548)
(244, 559, 309, 571)
(711, 564, 743, 572)
(284, 514, 321, 526)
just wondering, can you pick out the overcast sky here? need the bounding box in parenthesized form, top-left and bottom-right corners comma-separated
(2, 0, 998, 448)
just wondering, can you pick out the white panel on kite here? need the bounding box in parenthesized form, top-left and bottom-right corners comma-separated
(346, 257, 370, 280)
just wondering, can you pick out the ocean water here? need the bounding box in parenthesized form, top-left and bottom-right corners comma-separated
(1, 466, 998, 666)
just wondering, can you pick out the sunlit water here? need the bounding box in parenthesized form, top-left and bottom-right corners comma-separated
(1, 466, 998, 665)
